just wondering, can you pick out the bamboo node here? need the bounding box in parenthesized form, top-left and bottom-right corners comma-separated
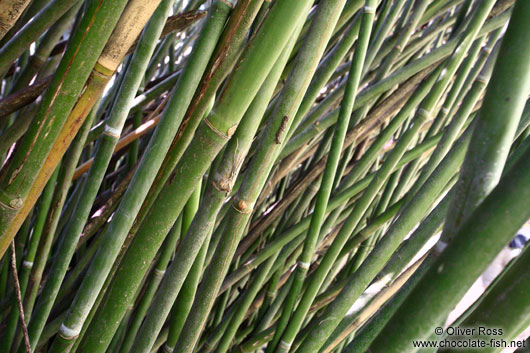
(22, 261, 33, 269)
(212, 179, 231, 194)
(204, 118, 230, 140)
(219, 0, 236, 8)
(279, 340, 292, 350)
(363, 5, 375, 13)
(232, 199, 252, 214)
(476, 74, 488, 84)
(204, 340, 214, 350)
(10, 197, 23, 209)
(0, 194, 23, 210)
(275, 116, 289, 144)
(104, 124, 122, 138)
(59, 323, 80, 340)
(434, 240, 448, 255)
(92, 62, 114, 80)
(481, 46, 492, 55)
(227, 124, 238, 137)
(417, 108, 432, 121)
(297, 260, 310, 270)
(154, 268, 166, 275)
(163, 343, 174, 353)
(243, 258, 255, 268)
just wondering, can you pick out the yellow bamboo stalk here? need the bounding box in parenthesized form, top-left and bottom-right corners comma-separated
(0, 0, 164, 256)
(0, 0, 32, 40)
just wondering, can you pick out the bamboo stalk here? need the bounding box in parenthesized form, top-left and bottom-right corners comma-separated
(46, 2, 231, 351)
(442, 0, 530, 241)
(446, 245, 530, 353)
(0, 0, 31, 40)
(0, 0, 82, 76)
(0, 1, 526, 352)
(368, 130, 530, 353)
(270, 2, 376, 351)
(0, 0, 131, 258)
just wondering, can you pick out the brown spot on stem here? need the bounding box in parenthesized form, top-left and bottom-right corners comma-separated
(275, 116, 289, 144)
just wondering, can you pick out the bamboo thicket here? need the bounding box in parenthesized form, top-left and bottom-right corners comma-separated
(0, 1, 528, 353)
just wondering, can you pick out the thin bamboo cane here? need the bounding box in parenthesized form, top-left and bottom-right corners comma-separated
(368, 133, 530, 353)
(128, 2, 318, 351)
(163, 30, 299, 353)
(46, 2, 231, 351)
(0, 0, 82, 76)
(321, 252, 426, 353)
(0, 0, 131, 258)
(121, 0, 265, 242)
(270, 2, 376, 351)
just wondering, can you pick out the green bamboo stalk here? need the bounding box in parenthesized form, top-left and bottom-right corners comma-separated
(15, 106, 100, 353)
(375, 0, 430, 80)
(302, 2, 528, 348)
(370, 0, 393, 39)
(307, 67, 437, 256)
(291, 7, 508, 140)
(407, 41, 499, 198)
(124, 0, 265, 237)
(163, 0, 357, 351)
(0, 0, 83, 75)
(367, 131, 530, 353)
(270, 2, 376, 351)
(0, 166, 58, 352)
(45, 2, 231, 351)
(444, 245, 530, 353)
(319, 253, 426, 353)
(8, 2, 82, 95)
(442, 0, 530, 242)
(363, 0, 407, 72)
(162, 30, 296, 352)
(0, 0, 131, 258)
(221, 133, 443, 292)
(342, 253, 433, 353)
(378, 190, 451, 282)
(281, 0, 363, 141)
(257, 59, 435, 244)
(160, 182, 204, 352)
(118, 216, 182, 353)
(77, 1, 310, 352)
(292, 100, 476, 353)
(164, 232, 210, 353)
(272, 64, 443, 350)
(216, 253, 280, 353)
(134, 3, 320, 348)
(20, 1, 178, 350)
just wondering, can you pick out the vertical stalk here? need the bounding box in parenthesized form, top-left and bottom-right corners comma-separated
(442, 0, 530, 242)
(46, 2, 231, 352)
(0, 0, 131, 258)
(271, 1, 376, 351)
(367, 138, 530, 353)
